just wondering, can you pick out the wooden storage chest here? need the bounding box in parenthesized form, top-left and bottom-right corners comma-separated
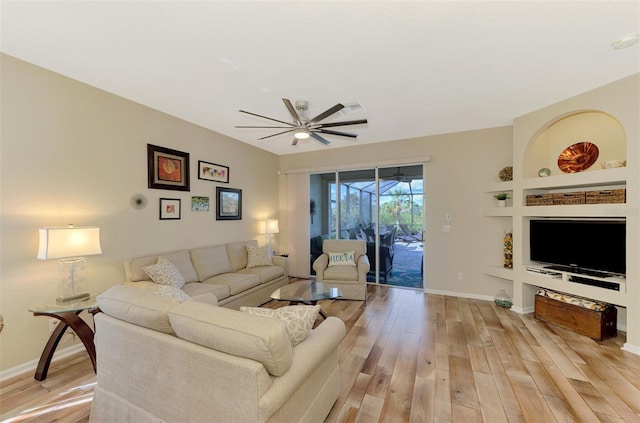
(534, 290, 617, 340)
(585, 189, 626, 204)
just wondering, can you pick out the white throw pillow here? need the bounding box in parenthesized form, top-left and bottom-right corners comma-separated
(327, 251, 356, 267)
(240, 305, 320, 346)
(143, 256, 186, 289)
(246, 244, 273, 268)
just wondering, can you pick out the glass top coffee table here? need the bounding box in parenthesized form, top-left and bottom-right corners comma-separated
(271, 280, 343, 319)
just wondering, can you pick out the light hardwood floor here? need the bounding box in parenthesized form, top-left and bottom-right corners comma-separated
(2, 283, 639, 422)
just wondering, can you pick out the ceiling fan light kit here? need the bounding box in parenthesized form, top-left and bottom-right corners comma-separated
(236, 98, 367, 146)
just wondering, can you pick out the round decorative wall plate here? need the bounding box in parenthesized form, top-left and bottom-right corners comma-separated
(557, 142, 599, 173)
(538, 168, 551, 177)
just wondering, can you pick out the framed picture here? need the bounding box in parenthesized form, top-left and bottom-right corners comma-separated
(216, 187, 242, 220)
(147, 144, 190, 191)
(198, 160, 229, 183)
(159, 198, 181, 220)
(191, 196, 210, 211)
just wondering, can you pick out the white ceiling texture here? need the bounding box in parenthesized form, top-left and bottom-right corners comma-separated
(1, 1, 638, 155)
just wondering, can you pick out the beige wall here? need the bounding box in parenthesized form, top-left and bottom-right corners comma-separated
(0, 55, 280, 372)
(278, 126, 514, 298)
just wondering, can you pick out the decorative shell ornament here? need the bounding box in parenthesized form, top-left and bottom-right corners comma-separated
(498, 166, 513, 182)
(130, 194, 148, 210)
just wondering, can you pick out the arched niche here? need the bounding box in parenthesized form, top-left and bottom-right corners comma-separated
(523, 111, 626, 179)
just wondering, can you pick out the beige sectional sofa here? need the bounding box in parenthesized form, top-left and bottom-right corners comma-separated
(90, 285, 346, 422)
(123, 240, 288, 309)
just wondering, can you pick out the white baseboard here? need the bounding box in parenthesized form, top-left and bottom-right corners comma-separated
(423, 288, 495, 303)
(622, 343, 640, 356)
(0, 343, 85, 382)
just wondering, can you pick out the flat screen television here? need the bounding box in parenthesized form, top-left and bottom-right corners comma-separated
(529, 219, 626, 276)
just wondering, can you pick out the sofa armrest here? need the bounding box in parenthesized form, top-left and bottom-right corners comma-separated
(357, 254, 370, 277)
(271, 255, 289, 277)
(312, 254, 329, 279)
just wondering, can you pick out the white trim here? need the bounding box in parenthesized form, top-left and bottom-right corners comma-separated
(0, 343, 85, 382)
(283, 156, 431, 175)
(511, 305, 535, 314)
(621, 342, 640, 356)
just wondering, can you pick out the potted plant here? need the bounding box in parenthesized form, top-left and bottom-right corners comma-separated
(494, 192, 508, 207)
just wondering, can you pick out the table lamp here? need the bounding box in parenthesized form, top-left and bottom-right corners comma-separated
(37, 225, 102, 304)
(259, 219, 279, 252)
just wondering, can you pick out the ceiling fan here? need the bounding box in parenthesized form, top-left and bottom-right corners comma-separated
(236, 98, 367, 146)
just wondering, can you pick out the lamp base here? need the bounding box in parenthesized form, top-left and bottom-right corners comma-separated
(56, 292, 91, 305)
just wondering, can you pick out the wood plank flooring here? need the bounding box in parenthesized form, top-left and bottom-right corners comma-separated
(2, 283, 639, 422)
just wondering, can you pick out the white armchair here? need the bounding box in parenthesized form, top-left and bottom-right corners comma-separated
(312, 239, 369, 300)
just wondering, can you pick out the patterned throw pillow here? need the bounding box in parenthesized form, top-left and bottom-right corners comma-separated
(246, 244, 273, 268)
(143, 256, 186, 289)
(327, 251, 356, 267)
(240, 305, 321, 346)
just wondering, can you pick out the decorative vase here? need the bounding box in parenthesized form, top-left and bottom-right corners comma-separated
(494, 290, 513, 308)
(497, 200, 506, 207)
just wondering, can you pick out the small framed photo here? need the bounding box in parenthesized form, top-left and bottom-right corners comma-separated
(216, 187, 242, 220)
(198, 161, 229, 183)
(159, 198, 181, 220)
(147, 144, 190, 191)
(191, 196, 210, 211)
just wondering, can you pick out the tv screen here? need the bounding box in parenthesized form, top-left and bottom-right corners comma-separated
(529, 219, 625, 275)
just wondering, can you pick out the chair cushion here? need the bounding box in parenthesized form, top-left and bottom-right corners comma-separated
(168, 301, 293, 376)
(182, 281, 230, 301)
(237, 266, 284, 284)
(324, 265, 359, 281)
(203, 273, 260, 295)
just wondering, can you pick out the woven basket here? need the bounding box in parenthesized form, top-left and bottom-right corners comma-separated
(526, 194, 553, 206)
(553, 192, 585, 205)
(586, 189, 626, 204)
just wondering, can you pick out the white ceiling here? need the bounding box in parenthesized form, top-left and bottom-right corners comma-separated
(1, 1, 638, 156)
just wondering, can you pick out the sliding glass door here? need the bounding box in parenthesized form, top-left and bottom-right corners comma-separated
(309, 165, 424, 289)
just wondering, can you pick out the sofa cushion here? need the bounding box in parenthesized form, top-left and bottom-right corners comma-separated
(240, 305, 320, 346)
(226, 240, 257, 271)
(143, 257, 186, 288)
(127, 250, 198, 284)
(182, 281, 230, 301)
(96, 285, 184, 335)
(237, 266, 284, 284)
(203, 273, 260, 295)
(246, 244, 273, 268)
(190, 245, 232, 281)
(168, 301, 293, 376)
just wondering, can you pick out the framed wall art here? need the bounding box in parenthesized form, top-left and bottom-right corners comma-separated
(147, 144, 190, 191)
(216, 187, 242, 220)
(159, 198, 181, 220)
(198, 160, 229, 183)
(191, 196, 210, 211)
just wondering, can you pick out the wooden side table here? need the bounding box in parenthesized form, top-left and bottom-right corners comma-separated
(29, 298, 98, 381)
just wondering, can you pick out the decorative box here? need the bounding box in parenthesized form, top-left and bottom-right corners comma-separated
(534, 289, 616, 340)
(526, 194, 553, 206)
(553, 191, 585, 205)
(585, 189, 626, 204)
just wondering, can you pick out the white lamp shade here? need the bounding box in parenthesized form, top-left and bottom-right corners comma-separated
(258, 219, 279, 235)
(37, 226, 102, 260)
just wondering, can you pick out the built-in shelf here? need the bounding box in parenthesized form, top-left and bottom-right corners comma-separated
(521, 168, 627, 190)
(484, 265, 514, 281)
(522, 272, 628, 307)
(521, 204, 629, 217)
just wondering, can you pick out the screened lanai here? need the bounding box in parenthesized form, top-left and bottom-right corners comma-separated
(309, 165, 424, 289)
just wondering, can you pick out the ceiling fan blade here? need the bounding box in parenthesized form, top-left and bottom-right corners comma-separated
(317, 128, 358, 138)
(310, 133, 330, 145)
(257, 129, 294, 140)
(239, 110, 294, 127)
(282, 98, 301, 125)
(292, 138, 299, 146)
(235, 125, 293, 129)
(308, 103, 344, 125)
(312, 119, 368, 128)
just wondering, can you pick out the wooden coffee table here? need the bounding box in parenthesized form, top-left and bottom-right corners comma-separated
(271, 280, 343, 319)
